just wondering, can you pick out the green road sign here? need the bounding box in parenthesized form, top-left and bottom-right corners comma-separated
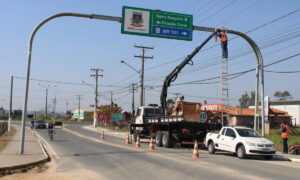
(121, 6, 193, 41)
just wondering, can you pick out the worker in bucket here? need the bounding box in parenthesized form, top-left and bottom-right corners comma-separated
(215, 29, 228, 58)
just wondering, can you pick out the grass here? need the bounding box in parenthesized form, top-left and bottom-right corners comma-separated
(0, 127, 16, 152)
(265, 128, 300, 151)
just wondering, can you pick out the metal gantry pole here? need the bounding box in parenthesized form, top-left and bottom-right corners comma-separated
(20, 12, 265, 155)
(8, 76, 13, 132)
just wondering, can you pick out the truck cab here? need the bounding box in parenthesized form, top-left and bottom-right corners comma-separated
(134, 105, 161, 125)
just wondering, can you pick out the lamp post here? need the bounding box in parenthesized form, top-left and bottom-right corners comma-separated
(38, 84, 56, 118)
(120, 60, 143, 106)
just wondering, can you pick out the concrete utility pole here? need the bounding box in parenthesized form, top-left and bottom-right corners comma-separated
(130, 83, 137, 122)
(110, 91, 113, 110)
(38, 84, 56, 118)
(8, 76, 13, 132)
(77, 95, 82, 122)
(91, 68, 103, 127)
(134, 45, 154, 106)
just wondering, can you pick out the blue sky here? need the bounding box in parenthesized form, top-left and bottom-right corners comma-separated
(0, 0, 299, 112)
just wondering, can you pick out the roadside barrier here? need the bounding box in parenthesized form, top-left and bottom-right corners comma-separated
(148, 137, 155, 150)
(125, 134, 131, 144)
(100, 131, 105, 140)
(192, 140, 199, 158)
(135, 135, 141, 148)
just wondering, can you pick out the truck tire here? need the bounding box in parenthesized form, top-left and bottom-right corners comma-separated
(263, 155, 273, 160)
(236, 145, 246, 159)
(155, 131, 162, 147)
(208, 141, 216, 154)
(162, 131, 174, 148)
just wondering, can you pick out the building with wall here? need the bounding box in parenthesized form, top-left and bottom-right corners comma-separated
(270, 100, 300, 127)
(72, 109, 94, 121)
(224, 106, 291, 128)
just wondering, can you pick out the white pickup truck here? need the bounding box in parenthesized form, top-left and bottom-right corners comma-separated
(205, 126, 276, 159)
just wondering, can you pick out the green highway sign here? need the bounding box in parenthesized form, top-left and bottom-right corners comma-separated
(121, 6, 193, 41)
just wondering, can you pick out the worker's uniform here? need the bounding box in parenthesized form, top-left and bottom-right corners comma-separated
(281, 123, 289, 154)
(216, 31, 228, 58)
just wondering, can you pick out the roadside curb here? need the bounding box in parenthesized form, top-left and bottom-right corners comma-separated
(0, 127, 50, 174)
(83, 126, 129, 138)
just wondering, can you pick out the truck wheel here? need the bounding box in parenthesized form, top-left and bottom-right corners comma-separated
(263, 155, 273, 160)
(236, 145, 246, 159)
(162, 131, 174, 148)
(155, 131, 162, 147)
(208, 141, 215, 154)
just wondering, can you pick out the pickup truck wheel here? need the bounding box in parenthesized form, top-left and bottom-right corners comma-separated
(236, 145, 246, 159)
(155, 131, 162, 147)
(263, 155, 273, 160)
(208, 142, 216, 154)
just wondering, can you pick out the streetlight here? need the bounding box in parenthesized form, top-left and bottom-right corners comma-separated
(120, 60, 140, 74)
(38, 83, 56, 118)
(120, 60, 145, 106)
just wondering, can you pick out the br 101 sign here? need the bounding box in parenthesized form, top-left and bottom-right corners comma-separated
(121, 6, 193, 41)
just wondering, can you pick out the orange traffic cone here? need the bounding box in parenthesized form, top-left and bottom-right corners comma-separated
(135, 135, 141, 148)
(100, 131, 105, 140)
(148, 137, 155, 150)
(125, 134, 131, 144)
(192, 140, 199, 158)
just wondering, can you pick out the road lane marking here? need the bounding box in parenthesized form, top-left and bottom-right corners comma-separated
(63, 127, 268, 180)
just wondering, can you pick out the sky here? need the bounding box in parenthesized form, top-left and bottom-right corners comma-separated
(0, 0, 300, 113)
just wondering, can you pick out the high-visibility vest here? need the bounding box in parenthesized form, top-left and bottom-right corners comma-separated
(281, 124, 289, 138)
(220, 32, 228, 42)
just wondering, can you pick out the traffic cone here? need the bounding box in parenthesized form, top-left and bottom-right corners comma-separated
(135, 135, 141, 148)
(125, 134, 131, 144)
(192, 140, 199, 158)
(100, 131, 105, 140)
(148, 137, 155, 150)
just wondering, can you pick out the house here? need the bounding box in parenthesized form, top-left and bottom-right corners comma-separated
(72, 109, 94, 121)
(223, 106, 291, 128)
(270, 100, 300, 127)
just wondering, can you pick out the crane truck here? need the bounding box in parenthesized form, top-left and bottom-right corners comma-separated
(130, 33, 222, 148)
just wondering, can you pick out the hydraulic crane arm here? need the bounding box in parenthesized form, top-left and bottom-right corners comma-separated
(160, 33, 215, 115)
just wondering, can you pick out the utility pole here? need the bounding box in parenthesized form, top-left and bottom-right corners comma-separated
(8, 76, 13, 132)
(91, 68, 103, 127)
(110, 91, 113, 110)
(130, 83, 137, 122)
(134, 45, 154, 106)
(77, 95, 82, 122)
(38, 84, 56, 119)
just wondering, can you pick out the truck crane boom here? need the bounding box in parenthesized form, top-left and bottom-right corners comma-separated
(160, 33, 215, 115)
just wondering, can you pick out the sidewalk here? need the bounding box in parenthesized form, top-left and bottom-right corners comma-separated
(0, 124, 49, 172)
(84, 125, 300, 163)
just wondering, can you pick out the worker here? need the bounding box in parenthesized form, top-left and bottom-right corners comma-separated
(281, 122, 289, 154)
(215, 29, 228, 58)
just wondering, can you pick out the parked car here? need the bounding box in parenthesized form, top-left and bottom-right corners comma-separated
(205, 126, 276, 160)
(34, 120, 47, 129)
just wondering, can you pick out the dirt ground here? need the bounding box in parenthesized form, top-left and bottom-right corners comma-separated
(0, 160, 104, 180)
(0, 127, 16, 152)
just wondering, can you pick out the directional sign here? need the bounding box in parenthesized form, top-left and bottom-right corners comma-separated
(122, 6, 193, 41)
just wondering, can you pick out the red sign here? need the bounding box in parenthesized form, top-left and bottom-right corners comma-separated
(201, 104, 223, 112)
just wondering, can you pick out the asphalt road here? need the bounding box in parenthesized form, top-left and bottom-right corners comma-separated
(34, 124, 300, 180)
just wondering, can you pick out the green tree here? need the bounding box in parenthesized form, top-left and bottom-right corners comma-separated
(274, 91, 292, 100)
(238, 91, 255, 108)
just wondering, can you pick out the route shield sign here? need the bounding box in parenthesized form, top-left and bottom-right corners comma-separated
(122, 6, 193, 41)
